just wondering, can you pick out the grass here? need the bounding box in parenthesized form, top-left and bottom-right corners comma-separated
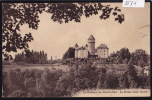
(3, 64, 70, 72)
(3, 63, 143, 74)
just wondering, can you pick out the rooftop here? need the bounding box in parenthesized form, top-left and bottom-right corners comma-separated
(88, 34, 95, 40)
(78, 46, 86, 50)
(97, 44, 109, 49)
(74, 43, 79, 48)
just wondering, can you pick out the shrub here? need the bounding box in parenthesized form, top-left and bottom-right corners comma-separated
(118, 74, 129, 89)
(3, 72, 10, 97)
(123, 64, 138, 88)
(9, 90, 27, 97)
(137, 74, 150, 89)
(53, 73, 74, 96)
(8, 69, 25, 92)
(97, 68, 107, 89)
(2, 62, 150, 97)
(40, 68, 62, 97)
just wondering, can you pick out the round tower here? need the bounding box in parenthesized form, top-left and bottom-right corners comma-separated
(88, 34, 95, 55)
(74, 43, 79, 58)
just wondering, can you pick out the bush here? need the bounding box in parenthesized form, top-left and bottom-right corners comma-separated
(9, 90, 27, 97)
(125, 64, 138, 88)
(118, 74, 129, 89)
(8, 69, 25, 91)
(104, 73, 119, 89)
(2, 62, 150, 97)
(97, 68, 107, 89)
(137, 74, 150, 89)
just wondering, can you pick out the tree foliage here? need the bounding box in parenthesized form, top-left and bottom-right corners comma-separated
(104, 73, 119, 89)
(129, 49, 149, 67)
(2, 3, 125, 60)
(14, 50, 48, 64)
(123, 64, 138, 88)
(3, 62, 150, 97)
(107, 48, 149, 67)
(62, 47, 75, 59)
(107, 48, 130, 64)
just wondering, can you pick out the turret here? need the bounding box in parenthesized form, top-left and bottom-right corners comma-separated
(88, 34, 95, 55)
(74, 43, 79, 49)
(97, 43, 109, 58)
(85, 44, 88, 50)
(74, 43, 79, 58)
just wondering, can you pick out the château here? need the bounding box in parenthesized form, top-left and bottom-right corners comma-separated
(74, 34, 109, 58)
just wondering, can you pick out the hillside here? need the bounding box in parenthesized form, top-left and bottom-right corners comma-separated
(96, 64, 143, 75)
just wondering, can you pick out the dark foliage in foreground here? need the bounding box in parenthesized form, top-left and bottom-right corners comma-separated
(3, 63, 150, 97)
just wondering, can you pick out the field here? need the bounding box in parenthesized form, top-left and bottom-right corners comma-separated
(3, 64, 70, 72)
(3, 63, 143, 74)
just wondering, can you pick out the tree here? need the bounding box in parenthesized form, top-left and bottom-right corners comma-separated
(114, 48, 130, 64)
(119, 48, 130, 63)
(40, 68, 62, 97)
(53, 73, 74, 96)
(2, 3, 125, 60)
(118, 74, 129, 89)
(7, 69, 25, 96)
(104, 73, 119, 89)
(124, 64, 138, 88)
(129, 49, 149, 67)
(62, 47, 75, 59)
(137, 72, 150, 89)
(14, 50, 48, 64)
(97, 68, 107, 89)
(108, 48, 130, 64)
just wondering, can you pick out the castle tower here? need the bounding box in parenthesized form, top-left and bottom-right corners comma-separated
(85, 44, 88, 58)
(88, 34, 95, 55)
(97, 43, 109, 58)
(74, 43, 79, 58)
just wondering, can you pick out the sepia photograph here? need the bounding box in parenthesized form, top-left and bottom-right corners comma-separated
(2, 2, 151, 97)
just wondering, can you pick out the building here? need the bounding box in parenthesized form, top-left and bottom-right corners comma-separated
(74, 34, 109, 58)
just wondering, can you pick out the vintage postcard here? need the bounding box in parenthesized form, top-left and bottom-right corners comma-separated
(2, 2, 151, 97)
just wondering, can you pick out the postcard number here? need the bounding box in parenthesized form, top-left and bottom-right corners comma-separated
(123, 0, 145, 7)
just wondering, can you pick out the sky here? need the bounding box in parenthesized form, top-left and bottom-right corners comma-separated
(11, 3, 150, 60)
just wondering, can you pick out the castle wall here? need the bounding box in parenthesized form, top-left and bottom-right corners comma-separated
(78, 49, 88, 58)
(97, 48, 109, 58)
(75, 49, 78, 58)
(74, 35, 109, 59)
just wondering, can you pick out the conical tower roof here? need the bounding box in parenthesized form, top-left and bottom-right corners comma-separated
(97, 43, 109, 49)
(85, 44, 88, 47)
(74, 43, 79, 48)
(88, 34, 95, 40)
